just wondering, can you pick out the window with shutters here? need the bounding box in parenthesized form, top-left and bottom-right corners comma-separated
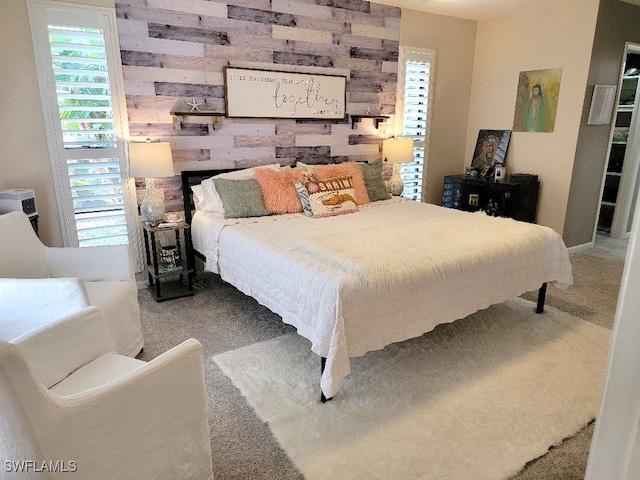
(28, 1, 138, 249)
(397, 47, 435, 202)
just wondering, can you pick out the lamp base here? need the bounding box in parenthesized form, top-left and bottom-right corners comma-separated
(388, 163, 404, 196)
(140, 178, 165, 224)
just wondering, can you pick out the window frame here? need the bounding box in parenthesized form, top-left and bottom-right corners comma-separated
(397, 46, 436, 202)
(28, 0, 141, 264)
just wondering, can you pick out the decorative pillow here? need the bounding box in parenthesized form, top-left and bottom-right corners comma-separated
(294, 181, 314, 216)
(199, 164, 281, 216)
(211, 178, 271, 219)
(360, 158, 391, 201)
(254, 167, 305, 214)
(191, 184, 204, 210)
(305, 176, 359, 218)
(297, 161, 370, 205)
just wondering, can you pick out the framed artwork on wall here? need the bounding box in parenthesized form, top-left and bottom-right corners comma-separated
(223, 66, 347, 120)
(470, 129, 512, 178)
(512, 67, 562, 133)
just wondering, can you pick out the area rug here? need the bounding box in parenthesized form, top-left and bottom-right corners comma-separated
(213, 298, 611, 480)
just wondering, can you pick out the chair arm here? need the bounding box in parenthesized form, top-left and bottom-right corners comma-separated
(0, 278, 90, 339)
(12, 306, 113, 389)
(44, 245, 135, 281)
(43, 339, 213, 480)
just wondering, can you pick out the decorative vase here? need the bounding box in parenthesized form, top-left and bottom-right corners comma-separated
(140, 179, 165, 224)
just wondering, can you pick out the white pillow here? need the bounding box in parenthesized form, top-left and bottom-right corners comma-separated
(198, 164, 281, 216)
(191, 184, 204, 210)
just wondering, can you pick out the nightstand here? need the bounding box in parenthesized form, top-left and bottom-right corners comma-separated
(142, 221, 194, 301)
(442, 174, 540, 223)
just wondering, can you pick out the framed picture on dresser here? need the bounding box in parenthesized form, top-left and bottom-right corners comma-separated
(470, 129, 512, 177)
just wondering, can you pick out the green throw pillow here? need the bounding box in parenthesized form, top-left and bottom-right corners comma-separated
(212, 178, 271, 219)
(360, 158, 391, 202)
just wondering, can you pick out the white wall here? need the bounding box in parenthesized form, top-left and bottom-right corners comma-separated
(466, 0, 599, 234)
(0, 0, 114, 247)
(585, 185, 640, 479)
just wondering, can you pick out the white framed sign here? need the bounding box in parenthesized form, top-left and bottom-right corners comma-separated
(223, 66, 347, 120)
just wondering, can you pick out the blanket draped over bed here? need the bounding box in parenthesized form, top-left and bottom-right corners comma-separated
(192, 198, 573, 398)
(296, 213, 550, 291)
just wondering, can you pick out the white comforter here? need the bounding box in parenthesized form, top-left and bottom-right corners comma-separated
(192, 198, 573, 398)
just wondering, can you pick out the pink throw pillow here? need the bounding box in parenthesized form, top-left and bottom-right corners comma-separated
(312, 163, 370, 205)
(254, 168, 305, 214)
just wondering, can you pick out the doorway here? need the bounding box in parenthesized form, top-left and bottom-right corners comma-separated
(597, 45, 640, 238)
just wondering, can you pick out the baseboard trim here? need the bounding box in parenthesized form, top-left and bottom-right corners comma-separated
(568, 241, 594, 255)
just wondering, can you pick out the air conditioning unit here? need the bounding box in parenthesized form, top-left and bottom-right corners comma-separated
(0, 189, 37, 217)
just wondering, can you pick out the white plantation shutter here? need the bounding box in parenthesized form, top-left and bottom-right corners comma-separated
(398, 48, 435, 202)
(29, 1, 138, 250)
(51, 25, 128, 246)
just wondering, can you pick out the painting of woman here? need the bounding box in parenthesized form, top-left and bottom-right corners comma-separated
(513, 68, 561, 133)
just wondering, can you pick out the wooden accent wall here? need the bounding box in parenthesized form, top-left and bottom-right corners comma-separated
(115, 0, 401, 212)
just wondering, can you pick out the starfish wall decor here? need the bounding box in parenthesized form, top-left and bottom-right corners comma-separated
(186, 97, 203, 112)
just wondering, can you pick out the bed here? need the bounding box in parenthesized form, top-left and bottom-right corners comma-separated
(181, 164, 573, 400)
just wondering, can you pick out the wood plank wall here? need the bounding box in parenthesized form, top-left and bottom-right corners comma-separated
(115, 0, 401, 212)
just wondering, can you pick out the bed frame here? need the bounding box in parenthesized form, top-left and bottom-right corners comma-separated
(180, 169, 549, 402)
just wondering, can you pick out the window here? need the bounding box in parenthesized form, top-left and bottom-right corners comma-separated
(397, 47, 435, 202)
(28, 1, 138, 249)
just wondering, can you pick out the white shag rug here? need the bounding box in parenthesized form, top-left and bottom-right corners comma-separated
(213, 298, 611, 480)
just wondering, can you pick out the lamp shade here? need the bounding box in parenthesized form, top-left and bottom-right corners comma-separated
(382, 137, 414, 164)
(129, 142, 174, 178)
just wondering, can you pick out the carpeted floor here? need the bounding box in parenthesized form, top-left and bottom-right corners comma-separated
(137, 234, 626, 480)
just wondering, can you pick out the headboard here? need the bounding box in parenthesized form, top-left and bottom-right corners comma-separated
(181, 169, 237, 225)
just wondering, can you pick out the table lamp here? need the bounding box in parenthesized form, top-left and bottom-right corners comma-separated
(383, 137, 414, 196)
(129, 140, 174, 224)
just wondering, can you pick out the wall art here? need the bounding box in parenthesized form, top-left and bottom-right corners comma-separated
(512, 67, 562, 133)
(224, 67, 347, 120)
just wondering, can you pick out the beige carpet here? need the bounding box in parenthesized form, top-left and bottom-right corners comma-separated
(213, 298, 610, 480)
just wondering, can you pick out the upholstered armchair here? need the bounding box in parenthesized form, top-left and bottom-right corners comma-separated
(0, 211, 143, 356)
(0, 306, 213, 480)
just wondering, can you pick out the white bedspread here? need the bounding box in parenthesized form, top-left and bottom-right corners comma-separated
(192, 198, 573, 398)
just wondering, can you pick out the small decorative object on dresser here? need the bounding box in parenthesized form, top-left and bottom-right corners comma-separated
(470, 129, 512, 179)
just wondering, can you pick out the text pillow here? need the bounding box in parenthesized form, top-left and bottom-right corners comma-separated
(297, 161, 370, 205)
(305, 176, 359, 218)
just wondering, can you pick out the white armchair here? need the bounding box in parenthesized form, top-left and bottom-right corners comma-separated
(0, 306, 213, 480)
(0, 211, 143, 356)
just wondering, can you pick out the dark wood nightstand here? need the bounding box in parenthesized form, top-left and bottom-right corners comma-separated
(141, 221, 195, 301)
(443, 174, 540, 223)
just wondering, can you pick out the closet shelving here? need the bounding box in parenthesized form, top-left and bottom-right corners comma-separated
(597, 65, 640, 236)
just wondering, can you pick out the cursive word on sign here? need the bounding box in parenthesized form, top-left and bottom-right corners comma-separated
(272, 77, 341, 116)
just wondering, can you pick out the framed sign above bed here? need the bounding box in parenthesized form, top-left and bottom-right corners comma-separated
(223, 66, 347, 120)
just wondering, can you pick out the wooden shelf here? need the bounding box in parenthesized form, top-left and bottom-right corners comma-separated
(170, 111, 224, 131)
(350, 115, 389, 129)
